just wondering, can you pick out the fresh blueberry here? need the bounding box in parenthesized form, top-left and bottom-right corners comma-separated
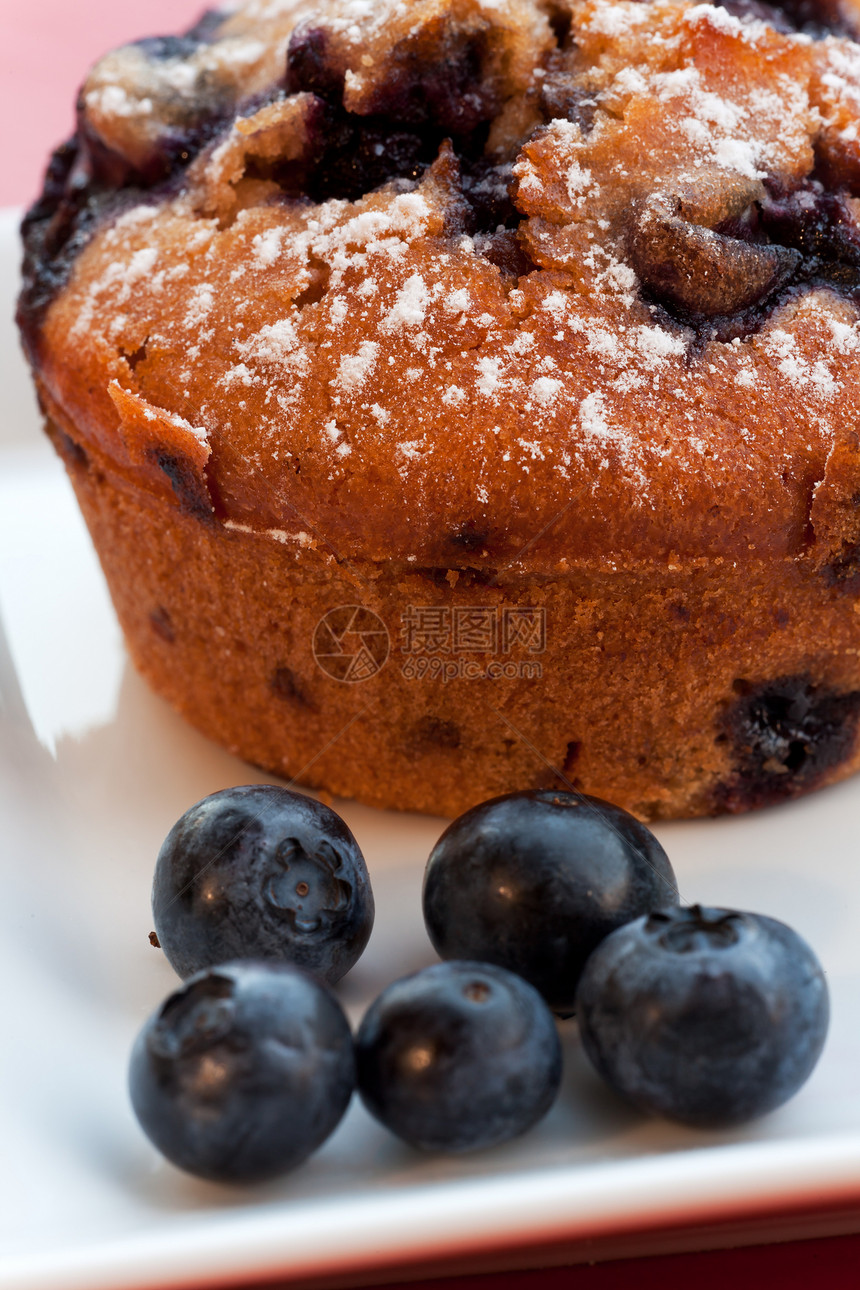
(356, 961, 562, 1152)
(152, 786, 374, 984)
(422, 790, 678, 1014)
(128, 961, 355, 1182)
(576, 905, 829, 1127)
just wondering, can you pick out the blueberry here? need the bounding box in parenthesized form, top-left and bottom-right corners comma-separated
(302, 112, 433, 203)
(286, 25, 345, 100)
(461, 158, 519, 233)
(132, 35, 207, 63)
(539, 72, 598, 132)
(356, 961, 562, 1152)
(128, 961, 355, 1182)
(576, 906, 829, 1127)
(287, 19, 493, 135)
(634, 173, 860, 338)
(284, 25, 506, 206)
(716, 675, 860, 812)
(149, 448, 214, 522)
(717, 0, 858, 38)
(474, 229, 537, 280)
(152, 786, 374, 984)
(357, 31, 490, 135)
(422, 791, 678, 1014)
(759, 180, 860, 285)
(631, 190, 801, 320)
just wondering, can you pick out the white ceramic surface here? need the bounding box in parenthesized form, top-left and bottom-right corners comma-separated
(2, 205, 860, 1290)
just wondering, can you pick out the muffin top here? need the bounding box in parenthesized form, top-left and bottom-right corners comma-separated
(18, 0, 860, 578)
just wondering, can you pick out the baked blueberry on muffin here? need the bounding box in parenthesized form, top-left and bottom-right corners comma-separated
(17, 0, 860, 818)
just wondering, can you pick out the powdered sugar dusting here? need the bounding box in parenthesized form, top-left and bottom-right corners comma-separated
(236, 316, 308, 372)
(566, 161, 593, 208)
(765, 330, 839, 399)
(477, 357, 502, 397)
(252, 226, 288, 267)
(531, 376, 563, 404)
(184, 283, 215, 328)
(225, 519, 315, 547)
(634, 326, 688, 367)
(169, 410, 210, 446)
(337, 340, 380, 390)
(381, 273, 429, 330)
(579, 391, 612, 439)
(52, 0, 860, 567)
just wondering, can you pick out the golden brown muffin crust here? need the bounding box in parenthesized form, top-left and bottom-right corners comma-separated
(27, 0, 860, 580)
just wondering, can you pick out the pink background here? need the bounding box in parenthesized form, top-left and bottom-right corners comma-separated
(2, 0, 203, 209)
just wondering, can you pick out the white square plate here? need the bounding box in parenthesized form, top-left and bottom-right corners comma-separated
(2, 206, 860, 1290)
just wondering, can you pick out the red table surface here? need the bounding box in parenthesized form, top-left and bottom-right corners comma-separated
(4, 2, 860, 1286)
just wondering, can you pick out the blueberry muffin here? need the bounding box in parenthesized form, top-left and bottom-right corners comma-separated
(17, 0, 860, 818)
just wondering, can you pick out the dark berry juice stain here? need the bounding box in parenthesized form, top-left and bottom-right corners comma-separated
(410, 716, 462, 750)
(288, 22, 493, 135)
(760, 178, 860, 278)
(264, 837, 351, 934)
(449, 523, 489, 552)
(539, 74, 597, 133)
(477, 229, 537, 280)
(282, 21, 525, 233)
(19, 142, 143, 359)
(461, 159, 523, 235)
(18, 136, 215, 358)
(825, 536, 860, 589)
(50, 423, 89, 472)
(149, 606, 175, 643)
(375, 35, 488, 134)
(286, 26, 346, 98)
(300, 109, 443, 204)
(271, 666, 314, 709)
(714, 675, 860, 811)
(283, 45, 494, 210)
